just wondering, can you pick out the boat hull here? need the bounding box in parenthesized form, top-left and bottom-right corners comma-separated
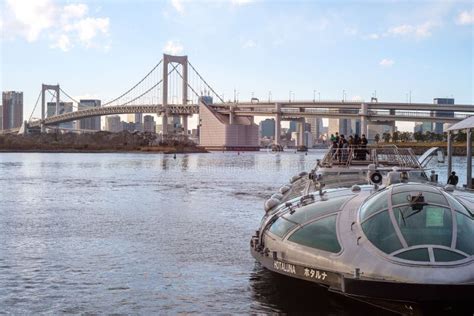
(251, 246, 474, 303)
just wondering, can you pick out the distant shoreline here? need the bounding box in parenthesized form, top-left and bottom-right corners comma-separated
(0, 132, 208, 154)
(0, 148, 207, 154)
(388, 142, 470, 156)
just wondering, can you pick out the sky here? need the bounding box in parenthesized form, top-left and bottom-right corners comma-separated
(1, 0, 473, 131)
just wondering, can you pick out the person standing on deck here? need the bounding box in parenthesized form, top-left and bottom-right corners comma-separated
(447, 171, 459, 186)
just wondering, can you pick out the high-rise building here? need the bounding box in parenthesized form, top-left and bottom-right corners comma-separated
(368, 124, 392, 141)
(128, 113, 143, 124)
(288, 120, 311, 134)
(0, 105, 3, 130)
(414, 121, 433, 134)
(303, 131, 314, 148)
(78, 99, 101, 131)
(2, 91, 23, 130)
(351, 119, 361, 136)
(105, 115, 123, 132)
(47, 102, 73, 129)
(433, 98, 454, 134)
(259, 118, 275, 138)
(305, 117, 323, 141)
(143, 115, 156, 133)
(328, 118, 352, 137)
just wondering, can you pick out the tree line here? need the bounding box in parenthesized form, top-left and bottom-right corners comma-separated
(374, 130, 468, 143)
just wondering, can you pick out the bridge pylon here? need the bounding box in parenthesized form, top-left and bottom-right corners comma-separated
(162, 54, 188, 135)
(41, 84, 60, 133)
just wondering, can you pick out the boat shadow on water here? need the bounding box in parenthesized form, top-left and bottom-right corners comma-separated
(249, 262, 473, 315)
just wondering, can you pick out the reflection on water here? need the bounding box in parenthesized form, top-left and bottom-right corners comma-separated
(0, 151, 471, 314)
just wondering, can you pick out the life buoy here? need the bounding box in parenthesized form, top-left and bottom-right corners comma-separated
(370, 171, 383, 184)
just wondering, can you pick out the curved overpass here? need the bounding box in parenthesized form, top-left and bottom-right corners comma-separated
(29, 104, 200, 127)
(27, 101, 474, 128)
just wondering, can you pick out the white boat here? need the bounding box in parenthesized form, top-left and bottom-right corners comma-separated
(254, 144, 473, 313)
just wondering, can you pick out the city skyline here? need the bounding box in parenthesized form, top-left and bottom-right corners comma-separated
(1, 0, 473, 132)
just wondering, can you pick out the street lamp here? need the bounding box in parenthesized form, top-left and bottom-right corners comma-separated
(268, 91, 272, 102)
(313, 90, 316, 102)
(342, 90, 346, 102)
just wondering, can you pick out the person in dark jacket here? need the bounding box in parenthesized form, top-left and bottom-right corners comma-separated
(447, 171, 459, 185)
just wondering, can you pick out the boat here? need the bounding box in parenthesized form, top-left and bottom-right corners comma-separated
(274, 145, 441, 206)
(251, 180, 474, 312)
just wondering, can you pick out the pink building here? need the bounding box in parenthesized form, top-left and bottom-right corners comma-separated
(199, 101, 259, 151)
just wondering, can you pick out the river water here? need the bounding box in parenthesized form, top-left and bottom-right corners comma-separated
(0, 151, 471, 314)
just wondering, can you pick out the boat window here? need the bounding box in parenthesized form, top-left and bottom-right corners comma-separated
(359, 189, 389, 221)
(288, 215, 341, 253)
(434, 248, 466, 262)
(284, 195, 350, 224)
(392, 184, 439, 194)
(268, 217, 296, 238)
(393, 206, 452, 247)
(361, 211, 403, 254)
(392, 192, 448, 207)
(394, 248, 430, 262)
(455, 212, 474, 255)
(445, 194, 472, 217)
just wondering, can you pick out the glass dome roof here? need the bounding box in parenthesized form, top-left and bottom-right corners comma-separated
(359, 183, 474, 263)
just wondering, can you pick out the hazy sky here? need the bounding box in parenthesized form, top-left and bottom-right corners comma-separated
(1, 0, 473, 131)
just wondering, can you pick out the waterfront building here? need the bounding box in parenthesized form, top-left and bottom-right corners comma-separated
(433, 98, 454, 134)
(105, 115, 123, 133)
(128, 113, 143, 124)
(303, 131, 314, 147)
(351, 119, 361, 136)
(414, 121, 433, 134)
(122, 121, 142, 132)
(47, 102, 73, 129)
(143, 115, 156, 133)
(199, 99, 259, 150)
(328, 118, 351, 137)
(78, 99, 101, 131)
(291, 132, 299, 146)
(305, 117, 323, 142)
(127, 113, 143, 132)
(368, 124, 392, 141)
(2, 91, 23, 130)
(0, 105, 3, 130)
(259, 118, 275, 138)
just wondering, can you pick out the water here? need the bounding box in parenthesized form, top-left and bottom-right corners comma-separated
(0, 151, 470, 314)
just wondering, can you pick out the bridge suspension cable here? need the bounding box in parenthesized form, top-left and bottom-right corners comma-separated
(118, 62, 180, 106)
(59, 87, 80, 104)
(103, 59, 163, 106)
(173, 66, 200, 99)
(28, 90, 43, 122)
(188, 61, 225, 103)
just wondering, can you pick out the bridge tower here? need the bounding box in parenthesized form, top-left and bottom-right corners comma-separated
(41, 84, 60, 133)
(162, 54, 188, 135)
